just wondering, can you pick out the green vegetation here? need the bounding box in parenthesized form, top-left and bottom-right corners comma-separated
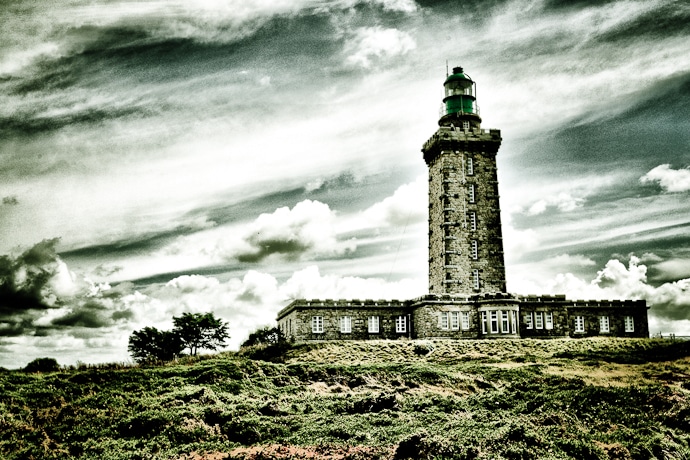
(128, 312, 230, 363)
(2, 338, 690, 459)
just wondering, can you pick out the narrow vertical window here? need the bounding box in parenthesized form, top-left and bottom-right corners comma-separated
(451, 311, 460, 330)
(501, 311, 509, 333)
(312, 316, 324, 333)
(524, 312, 533, 329)
(511, 311, 517, 333)
(461, 311, 470, 330)
(466, 157, 474, 175)
(340, 316, 352, 333)
(469, 212, 477, 231)
(368, 316, 379, 333)
(545, 312, 553, 330)
(624, 316, 634, 332)
(574, 316, 585, 333)
(471, 240, 478, 260)
(472, 269, 480, 290)
(468, 184, 476, 203)
(490, 311, 499, 333)
(535, 312, 543, 329)
(599, 316, 610, 333)
(396, 315, 407, 333)
(440, 312, 449, 330)
(481, 311, 487, 334)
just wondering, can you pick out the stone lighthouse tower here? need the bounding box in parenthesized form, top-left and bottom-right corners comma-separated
(423, 66, 506, 295)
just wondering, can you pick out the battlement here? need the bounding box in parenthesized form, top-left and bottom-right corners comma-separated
(277, 298, 411, 320)
(422, 126, 501, 158)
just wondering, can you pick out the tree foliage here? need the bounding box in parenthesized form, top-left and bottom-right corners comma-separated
(23, 357, 59, 373)
(172, 312, 230, 356)
(128, 327, 184, 363)
(241, 326, 286, 347)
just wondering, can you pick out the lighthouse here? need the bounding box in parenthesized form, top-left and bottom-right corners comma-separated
(422, 66, 506, 295)
(276, 65, 649, 342)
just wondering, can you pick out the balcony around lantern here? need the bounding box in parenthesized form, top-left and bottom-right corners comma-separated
(438, 102, 481, 119)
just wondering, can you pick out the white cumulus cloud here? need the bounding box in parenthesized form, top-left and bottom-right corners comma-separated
(640, 164, 690, 193)
(345, 27, 416, 68)
(234, 199, 355, 262)
(361, 175, 427, 227)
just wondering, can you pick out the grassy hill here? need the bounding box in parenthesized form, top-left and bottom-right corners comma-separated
(2, 338, 690, 459)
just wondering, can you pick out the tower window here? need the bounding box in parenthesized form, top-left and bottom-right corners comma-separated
(396, 316, 407, 333)
(368, 316, 380, 333)
(599, 316, 610, 333)
(451, 311, 460, 330)
(624, 316, 634, 332)
(440, 312, 449, 330)
(312, 316, 324, 334)
(462, 121, 470, 131)
(469, 212, 477, 231)
(471, 240, 478, 260)
(340, 316, 352, 333)
(490, 311, 499, 333)
(472, 269, 480, 290)
(468, 184, 476, 203)
(466, 157, 474, 176)
(461, 311, 470, 330)
(501, 311, 510, 333)
(481, 311, 487, 334)
(574, 316, 585, 333)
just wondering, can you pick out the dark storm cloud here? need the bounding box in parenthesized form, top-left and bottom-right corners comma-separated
(0, 240, 133, 337)
(60, 228, 188, 259)
(2, 196, 19, 206)
(51, 300, 111, 329)
(0, 238, 63, 314)
(0, 105, 149, 138)
(237, 239, 312, 263)
(0, 239, 63, 336)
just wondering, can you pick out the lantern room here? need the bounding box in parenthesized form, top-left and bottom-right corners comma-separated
(439, 66, 481, 128)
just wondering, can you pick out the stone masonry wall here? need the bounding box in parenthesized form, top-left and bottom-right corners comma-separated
(423, 127, 505, 295)
(277, 299, 412, 342)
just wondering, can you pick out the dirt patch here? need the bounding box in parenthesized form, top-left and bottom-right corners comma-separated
(224, 445, 393, 459)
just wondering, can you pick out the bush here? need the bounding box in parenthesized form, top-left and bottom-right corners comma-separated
(240, 326, 292, 362)
(23, 357, 59, 373)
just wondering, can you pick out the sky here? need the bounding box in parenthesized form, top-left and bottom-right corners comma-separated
(1, 0, 689, 368)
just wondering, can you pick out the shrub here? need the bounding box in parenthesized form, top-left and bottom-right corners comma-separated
(23, 357, 59, 373)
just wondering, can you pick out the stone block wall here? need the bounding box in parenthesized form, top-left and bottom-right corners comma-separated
(566, 299, 649, 338)
(277, 299, 412, 342)
(423, 127, 505, 296)
(518, 295, 569, 338)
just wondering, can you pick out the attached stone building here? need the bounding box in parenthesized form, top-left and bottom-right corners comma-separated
(276, 66, 649, 342)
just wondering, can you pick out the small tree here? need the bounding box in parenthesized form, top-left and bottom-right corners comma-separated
(241, 326, 285, 347)
(128, 327, 183, 363)
(24, 357, 60, 373)
(172, 312, 229, 356)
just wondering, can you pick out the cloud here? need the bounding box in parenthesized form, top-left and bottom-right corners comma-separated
(650, 258, 690, 282)
(281, 265, 424, 301)
(235, 200, 355, 263)
(520, 255, 690, 324)
(640, 164, 690, 193)
(2, 196, 19, 206)
(524, 192, 586, 216)
(345, 27, 416, 68)
(0, 240, 131, 336)
(360, 176, 427, 227)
